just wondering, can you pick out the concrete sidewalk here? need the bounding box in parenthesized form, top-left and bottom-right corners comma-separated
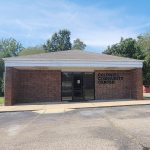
(1, 99, 150, 114)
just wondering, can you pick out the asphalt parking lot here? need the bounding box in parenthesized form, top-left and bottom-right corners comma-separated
(0, 105, 150, 150)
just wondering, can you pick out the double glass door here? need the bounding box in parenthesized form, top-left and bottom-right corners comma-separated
(73, 73, 83, 100)
(62, 72, 94, 101)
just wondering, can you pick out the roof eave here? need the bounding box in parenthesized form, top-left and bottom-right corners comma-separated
(3, 58, 144, 62)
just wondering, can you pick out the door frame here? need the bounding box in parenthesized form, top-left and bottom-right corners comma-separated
(61, 72, 95, 101)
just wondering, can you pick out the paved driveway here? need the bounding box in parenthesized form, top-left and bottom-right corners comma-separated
(0, 105, 150, 150)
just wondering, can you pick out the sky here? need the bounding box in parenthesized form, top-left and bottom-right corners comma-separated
(0, 0, 150, 52)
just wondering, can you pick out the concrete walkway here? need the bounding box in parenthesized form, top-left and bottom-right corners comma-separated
(1, 99, 150, 114)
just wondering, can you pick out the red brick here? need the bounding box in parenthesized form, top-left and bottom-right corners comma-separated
(131, 68, 143, 99)
(5, 68, 61, 105)
(5, 68, 143, 106)
(95, 69, 143, 100)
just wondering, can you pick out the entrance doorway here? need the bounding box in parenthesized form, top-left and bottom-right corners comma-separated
(73, 73, 83, 100)
(62, 72, 95, 101)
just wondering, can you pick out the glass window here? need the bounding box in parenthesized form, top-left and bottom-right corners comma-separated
(62, 73, 72, 101)
(62, 72, 95, 101)
(83, 73, 94, 100)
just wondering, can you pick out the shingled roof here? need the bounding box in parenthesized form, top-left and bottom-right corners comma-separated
(4, 50, 142, 62)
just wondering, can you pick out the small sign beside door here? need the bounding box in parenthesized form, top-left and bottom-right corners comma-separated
(77, 80, 80, 84)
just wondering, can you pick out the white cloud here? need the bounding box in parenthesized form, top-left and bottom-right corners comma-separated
(0, 0, 149, 49)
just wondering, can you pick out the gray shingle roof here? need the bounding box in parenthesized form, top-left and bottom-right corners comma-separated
(4, 50, 143, 62)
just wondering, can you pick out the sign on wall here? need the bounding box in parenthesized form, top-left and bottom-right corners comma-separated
(98, 73, 124, 84)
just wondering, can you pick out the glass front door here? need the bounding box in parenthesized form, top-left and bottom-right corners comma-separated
(73, 73, 83, 100)
(62, 72, 73, 101)
(62, 72, 94, 101)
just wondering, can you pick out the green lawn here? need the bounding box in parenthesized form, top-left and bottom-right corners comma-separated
(0, 97, 4, 105)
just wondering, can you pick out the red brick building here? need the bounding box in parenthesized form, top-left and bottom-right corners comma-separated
(3, 50, 143, 106)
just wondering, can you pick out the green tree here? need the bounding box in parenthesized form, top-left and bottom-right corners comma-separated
(19, 45, 45, 56)
(103, 36, 150, 85)
(0, 38, 24, 57)
(0, 59, 4, 96)
(72, 38, 86, 50)
(137, 34, 150, 85)
(137, 34, 150, 60)
(0, 38, 23, 96)
(43, 29, 72, 52)
(103, 37, 144, 59)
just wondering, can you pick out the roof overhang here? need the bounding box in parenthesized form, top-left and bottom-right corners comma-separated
(4, 59, 143, 68)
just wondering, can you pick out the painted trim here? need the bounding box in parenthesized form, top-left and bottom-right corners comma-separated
(4, 60, 143, 68)
(3, 58, 144, 62)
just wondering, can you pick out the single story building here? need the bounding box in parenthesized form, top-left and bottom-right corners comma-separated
(3, 50, 143, 106)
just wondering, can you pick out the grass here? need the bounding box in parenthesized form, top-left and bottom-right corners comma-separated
(0, 97, 4, 105)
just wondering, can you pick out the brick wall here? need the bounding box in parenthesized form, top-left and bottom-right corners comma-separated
(5, 67, 143, 105)
(95, 69, 143, 100)
(5, 67, 19, 105)
(131, 68, 143, 99)
(5, 68, 61, 105)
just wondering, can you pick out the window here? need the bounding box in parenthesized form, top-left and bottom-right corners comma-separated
(62, 72, 95, 101)
(84, 73, 94, 100)
(62, 73, 72, 101)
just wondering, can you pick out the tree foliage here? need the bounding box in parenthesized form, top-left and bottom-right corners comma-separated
(103, 35, 150, 85)
(0, 38, 23, 96)
(0, 58, 4, 96)
(137, 34, 150, 60)
(137, 34, 150, 85)
(43, 29, 72, 52)
(72, 38, 86, 50)
(103, 37, 144, 59)
(0, 38, 24, 57)
(19, 45, 45, 56)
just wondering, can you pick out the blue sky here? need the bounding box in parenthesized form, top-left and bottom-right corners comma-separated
(0, 0, 150, 52)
